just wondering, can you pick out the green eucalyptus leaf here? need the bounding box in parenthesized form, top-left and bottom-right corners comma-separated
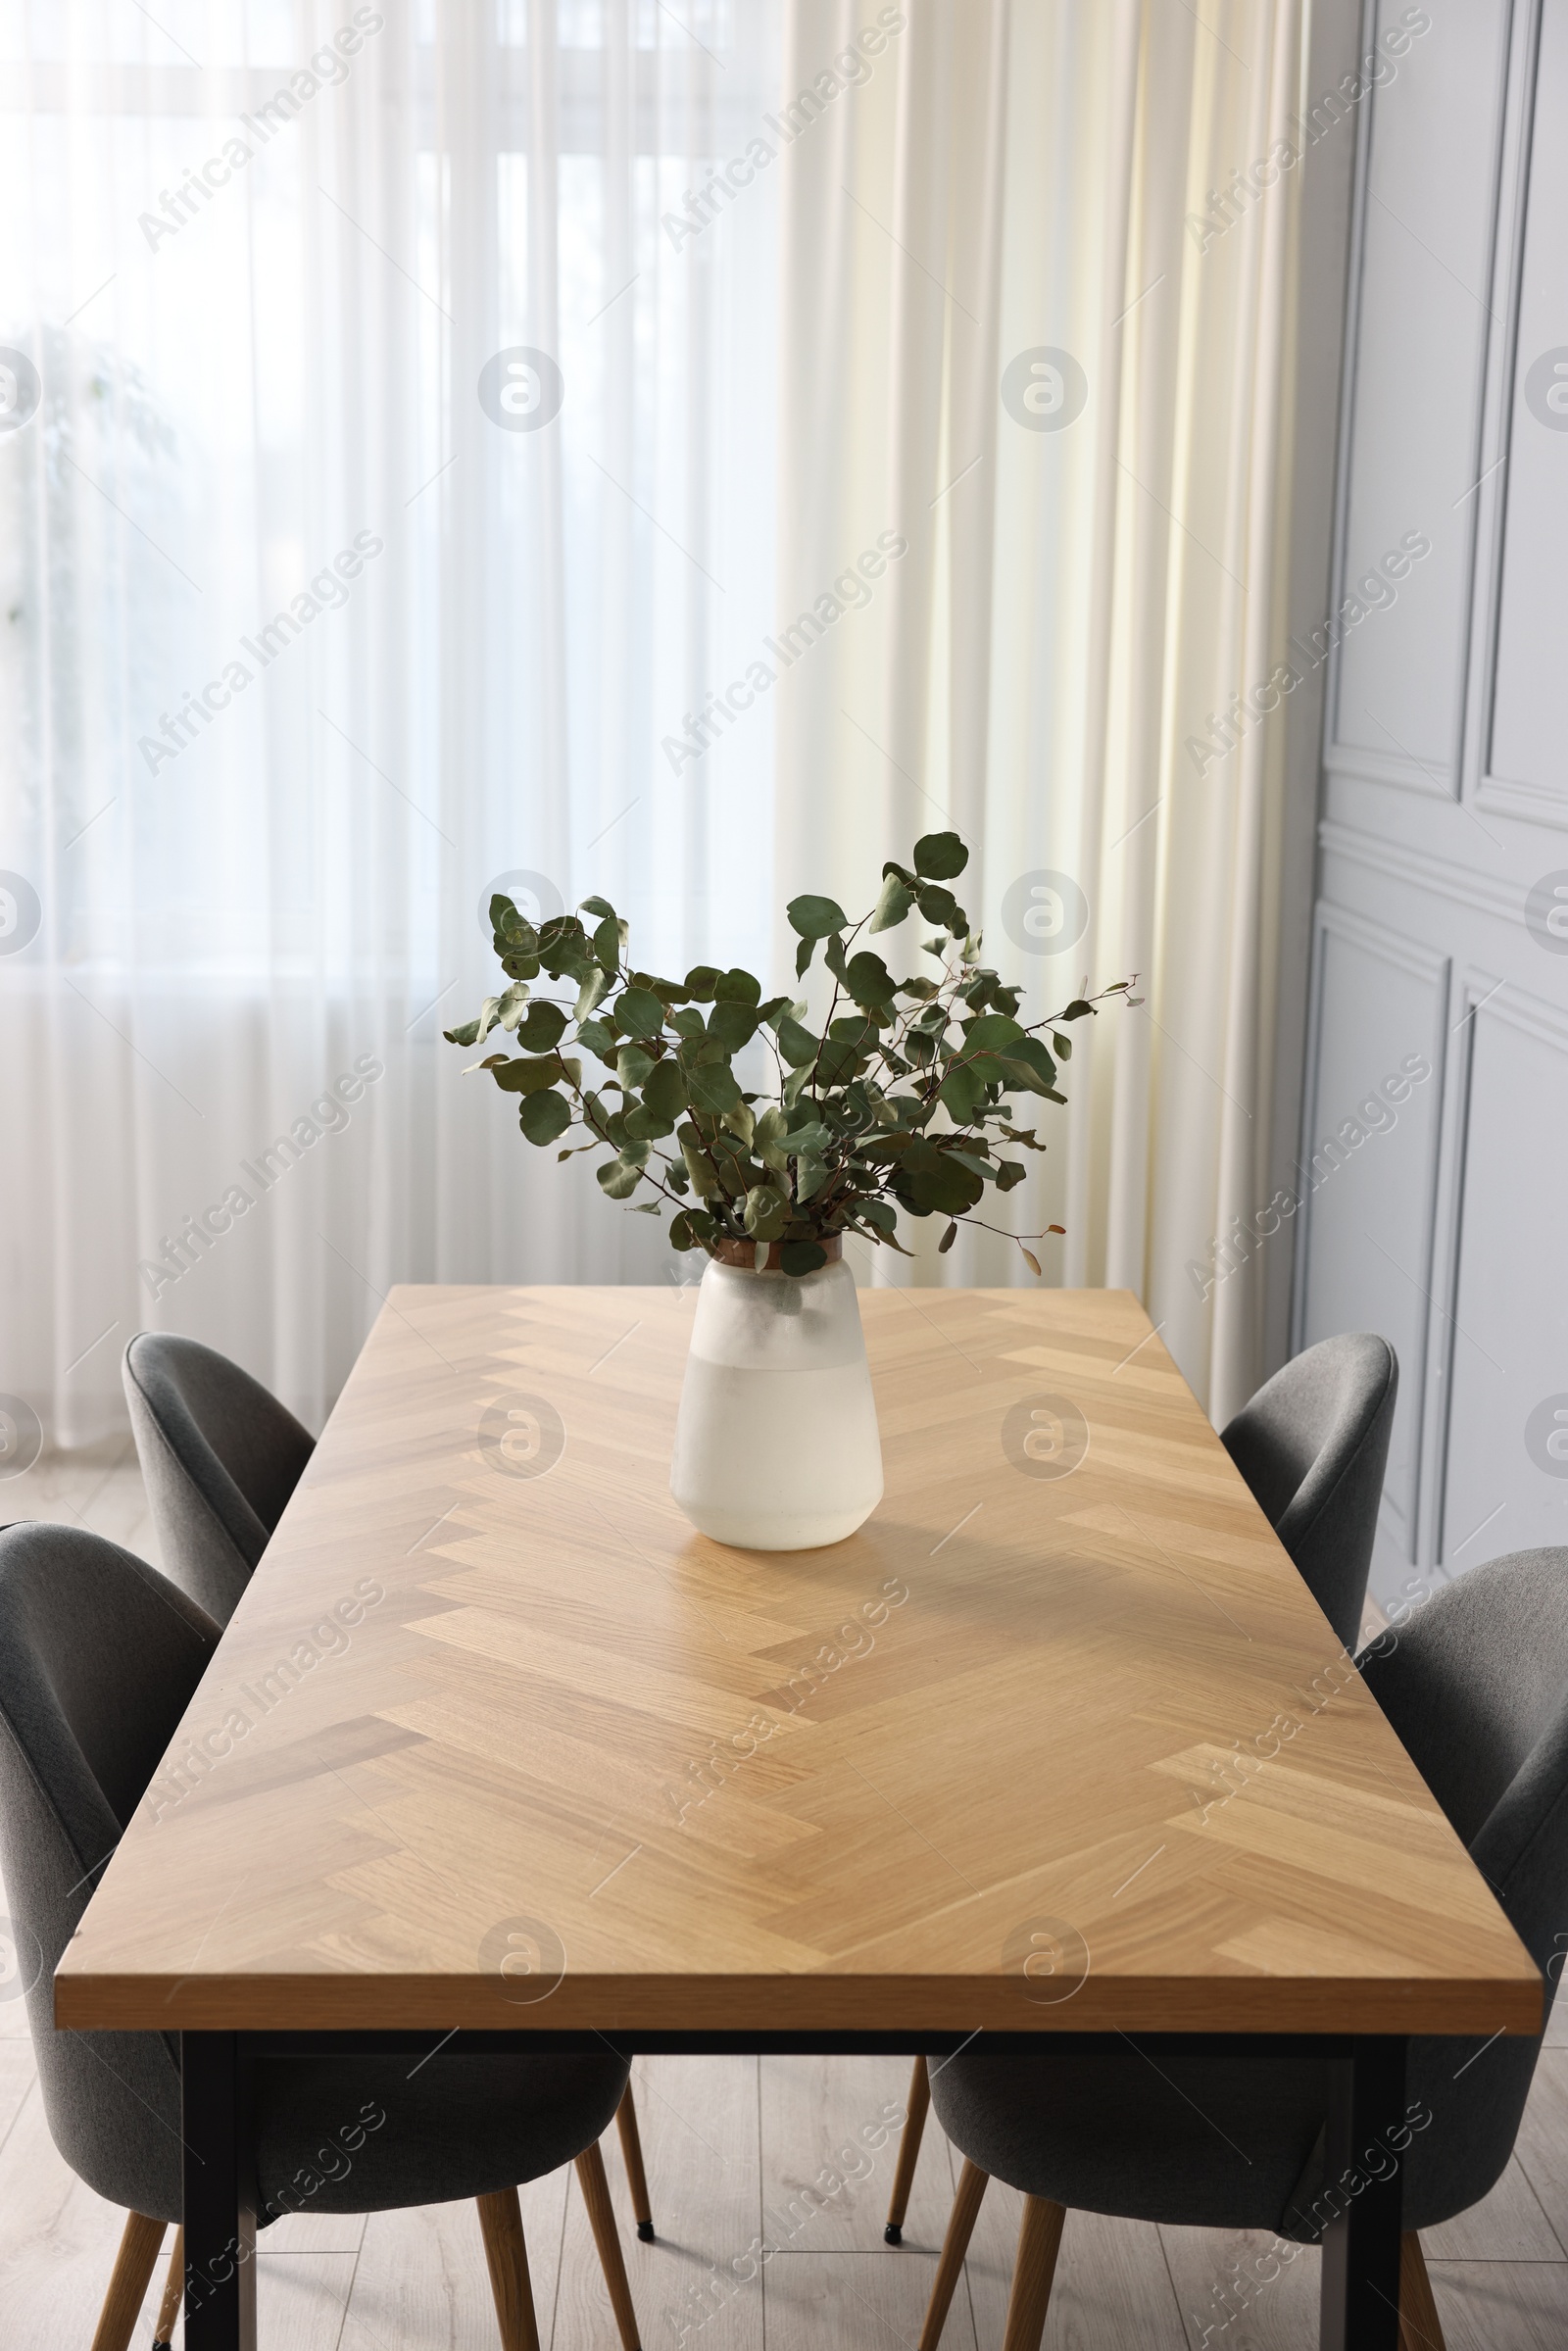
(828, 1012, 878, 1048)
(996, 1159, 1027, 1191)
(683, 965, 722, 1000)
(708, 1000, 760, 1051)
(785, 893, 849, 941)
(575, 963, 611, 1020)
(518, 1089, 571, 1146)
(688, 1061, 743, 1115)
(869, 872, 914, 934)
(776, 1015, 818, 1068)
(743, 1184, 789, 1241)
(678, 1126, 721, 1197)
(491, 896, 540, 948)
(912, 830, 968, 880)
(1004, 1037, 1058, 1089)
(755, 1105, 790, 1174)
(796, 935, 816, 980)
(642, 1057, 688, 1121)
(579, 894, 617, 920)
(915, 884, 962, 931)
(492, 1054, 567, 1097)
(940, 1062, 987, 1121)
(814, 1037, 860, 1089)
(845, 950, 897, 1008)
(597, 1158, 643, 1200)
(780, 1240, 828, 1278)
(623, 1102, 674, 1141)
(714, 967, 761, 1004)
(443, 1016, 481, 1047)
(592, 914, 621, 971)
(669, 1207, 717, 1250)
(616, 1043, 656, 1090)
(962, 1012, 1026, 1053)
(515, 1001, 568, 1052)
(616, 985, 666, 1038)
(894, 1151, 983, 1216)
(574, 1015, 617, 1060)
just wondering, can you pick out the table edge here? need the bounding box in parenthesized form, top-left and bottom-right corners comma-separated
(55, 1971, 1544, 2037)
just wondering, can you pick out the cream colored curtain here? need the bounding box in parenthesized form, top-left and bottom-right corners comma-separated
(772, 0, 1309, 1424)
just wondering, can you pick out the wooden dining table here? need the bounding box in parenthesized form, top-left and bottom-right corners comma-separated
(58, 1284, 1541, 2351)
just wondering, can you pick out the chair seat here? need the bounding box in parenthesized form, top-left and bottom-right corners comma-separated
(930, 2028, 1537, 2239)
(930, 2050, 1329, 2234)
(121, 2043, 630, 2228)
(255, 2046, 630, 2221)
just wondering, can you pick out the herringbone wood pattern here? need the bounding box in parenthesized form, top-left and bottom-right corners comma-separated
(60, 1286, 1537, 2038)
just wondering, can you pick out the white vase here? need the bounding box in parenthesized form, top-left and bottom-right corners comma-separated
(669, 1240, 884, 1550)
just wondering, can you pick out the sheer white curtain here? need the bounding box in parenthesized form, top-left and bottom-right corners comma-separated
(2, 0, 1318, 1453)
(772, 0, 1313, 1422)
(1, 0, 780, 1444)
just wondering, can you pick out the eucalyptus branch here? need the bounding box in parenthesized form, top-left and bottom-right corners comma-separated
(445, 836, 1139, 1275)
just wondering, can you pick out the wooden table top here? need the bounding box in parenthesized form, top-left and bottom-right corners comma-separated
(58, 1285, 1541, 2037)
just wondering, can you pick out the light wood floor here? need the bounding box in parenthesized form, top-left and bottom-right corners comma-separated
(4, 1440, 1568, 2350)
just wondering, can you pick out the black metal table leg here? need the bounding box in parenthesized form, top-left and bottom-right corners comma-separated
(182, 2032, 257, 2351)
(1319, 2035, 1406, 2351)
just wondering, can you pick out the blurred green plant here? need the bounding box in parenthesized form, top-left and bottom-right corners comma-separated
(446, 833, 1140, 1276)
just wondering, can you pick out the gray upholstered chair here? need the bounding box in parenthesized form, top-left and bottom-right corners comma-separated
(1218, 1330, 1398, 1652)
(0, 1521, 644, 2351)
(122, 1332, 316, 1624)
(913, 1544, 1568, 2351)
(881, 1330, 1401, 2247)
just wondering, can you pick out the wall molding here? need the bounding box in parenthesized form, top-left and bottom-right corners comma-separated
(1317, 815, 1526, 927)
(1293, 900, 1450, 1554)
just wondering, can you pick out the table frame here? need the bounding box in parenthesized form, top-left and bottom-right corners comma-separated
(178, 2027, 1408, 2351)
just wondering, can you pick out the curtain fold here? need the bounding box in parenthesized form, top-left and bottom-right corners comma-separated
(773, 0, 1309, 1420)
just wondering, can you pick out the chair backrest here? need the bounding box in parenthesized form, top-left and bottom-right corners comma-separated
(1358, 1546, 1568, 2225)
(1220, 1332, 1397, 1650)
(122, 1332, 315, 1623)
(0, 1523, 218, 2223)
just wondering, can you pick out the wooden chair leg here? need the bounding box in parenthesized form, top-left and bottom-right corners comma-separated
(90, 2211, 168, 2351)
(885, 2052, 932, 2243)
(576, 2138, 642, 2351)
(477, 2187, 542, 2351)
(918, 2158, 990, 2351)
(615, 2082, 656, 2240)
(152, 2226, 184, 2351)
(1001, 2196, 1067, 2351)
(1398, 2230, 1446, 2351)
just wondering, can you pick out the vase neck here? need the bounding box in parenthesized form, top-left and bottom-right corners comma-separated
(710, 1236, 843, 1270)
